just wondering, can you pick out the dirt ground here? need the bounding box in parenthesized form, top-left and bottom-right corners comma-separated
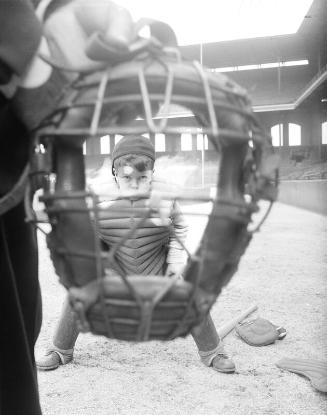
(35, 202, 327, 415)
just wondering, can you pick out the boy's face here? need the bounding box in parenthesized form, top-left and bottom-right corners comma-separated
(115, 165, 153, 196)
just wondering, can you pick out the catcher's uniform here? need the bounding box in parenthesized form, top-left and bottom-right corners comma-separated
(98, 195, 187, 276)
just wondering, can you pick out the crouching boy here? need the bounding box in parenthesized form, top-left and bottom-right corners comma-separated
(37, 135, 235, 373)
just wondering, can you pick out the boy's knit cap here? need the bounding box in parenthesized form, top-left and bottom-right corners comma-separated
(112, 135, 155, 168)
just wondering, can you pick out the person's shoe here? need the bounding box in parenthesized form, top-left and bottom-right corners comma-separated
(36, 349, 73, 371)
(211, 353, 236, 373)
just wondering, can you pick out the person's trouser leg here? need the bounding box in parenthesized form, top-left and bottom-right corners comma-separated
(191, 314, 223, 363)
(191, 314, 235, 372)
(36, 297, 79, 370)
(0, 202, 43, 415)
(52, 296, 79, 351)
(191, 314, 220, 351)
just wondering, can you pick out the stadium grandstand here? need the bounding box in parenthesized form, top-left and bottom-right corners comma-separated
(84, 0, 327, 210)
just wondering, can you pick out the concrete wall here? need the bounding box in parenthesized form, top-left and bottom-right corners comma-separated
(278, 180, 327, 216)
(257, 108, 327, 147)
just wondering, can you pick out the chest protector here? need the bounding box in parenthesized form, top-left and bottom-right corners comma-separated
(98, 198, 172, 276)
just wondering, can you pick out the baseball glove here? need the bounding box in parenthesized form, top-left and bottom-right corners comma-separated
(276, 358, 327, 393)
(26, 20, 279, 342)
(236, 317, 286, 346)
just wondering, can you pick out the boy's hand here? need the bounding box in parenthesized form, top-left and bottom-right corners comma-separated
(165, 263, 185, 279)
(146, 192, 171, 225)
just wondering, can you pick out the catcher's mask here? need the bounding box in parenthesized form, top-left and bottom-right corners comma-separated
(26, 25, 278, 342)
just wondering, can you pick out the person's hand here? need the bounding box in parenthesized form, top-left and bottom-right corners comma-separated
(146, 191, 172, 225)
(42, 0, 136, 70)
(15, 0, 136, 127)
(165, 263, 185, 279)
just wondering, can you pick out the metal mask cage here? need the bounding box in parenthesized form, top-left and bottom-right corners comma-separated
(26, 50, 278, 342)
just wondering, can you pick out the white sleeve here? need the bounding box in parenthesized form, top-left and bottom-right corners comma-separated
(166, 201, 188, 264)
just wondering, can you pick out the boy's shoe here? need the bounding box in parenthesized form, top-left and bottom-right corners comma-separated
(36, 349, 73, 371)
(211, 353, 236, 373)
(199, 343, 236, 373)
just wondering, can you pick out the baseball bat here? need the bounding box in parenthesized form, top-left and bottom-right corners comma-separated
(217, 304, 258, 339)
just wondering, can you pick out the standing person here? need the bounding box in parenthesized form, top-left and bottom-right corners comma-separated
(0, 2, 44, 414)
(37, 135, 236, 374)
(0, 1, 137, 413)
